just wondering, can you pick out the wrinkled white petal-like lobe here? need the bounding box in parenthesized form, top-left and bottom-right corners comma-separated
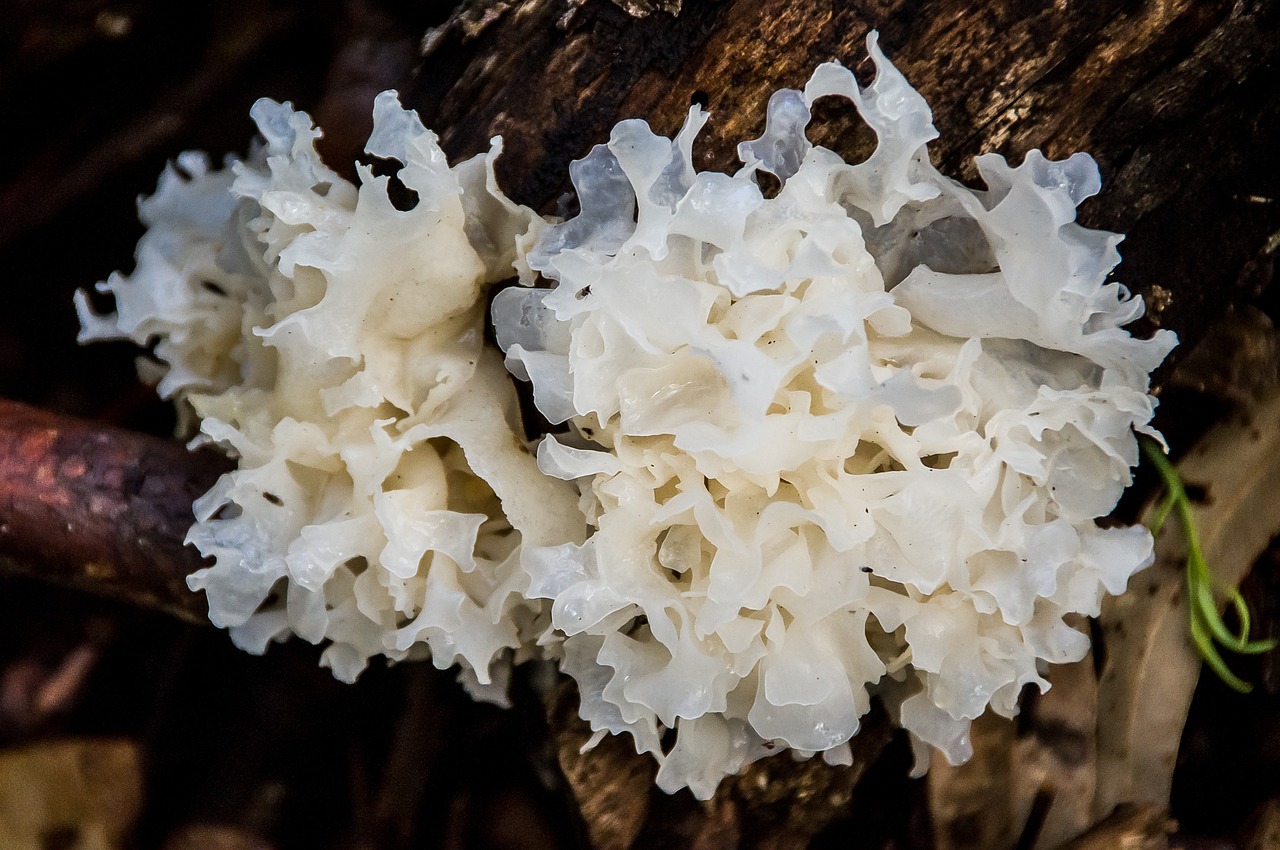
(85, 93, 584, 695)
(85, 32, 1172, 803)
(493, 33, 1172, 798)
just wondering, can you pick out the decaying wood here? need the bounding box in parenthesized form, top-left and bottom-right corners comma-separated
(0, 2, 1271, 652)
(404, 1, 1280, 844)
(709, 711, 894, 850)
(549, 678, 893, 850)
(0, 399, 229, 623)
(548, 680, 656, 850)
(1164, 306, 1280, 407)
(927, 712, 1017, 850)
(411, 0, 1280, 371)
(1095, 381, 1280, 819)
(1, 0, 1272, 613)
(1011, 649, 1099, 850)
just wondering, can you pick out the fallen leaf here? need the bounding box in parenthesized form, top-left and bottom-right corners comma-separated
(0, 738, 143, 850)
(1095, 386, 1280, 818)
(1055, 803, 1173, 850)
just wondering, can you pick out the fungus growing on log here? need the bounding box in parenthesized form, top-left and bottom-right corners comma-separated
(80, 34, 1173, 799)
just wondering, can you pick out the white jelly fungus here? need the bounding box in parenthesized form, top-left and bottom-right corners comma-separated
(79, 92, 585, 694)
(493, 33, 1174, 797)
(82, 34, 1174, 799)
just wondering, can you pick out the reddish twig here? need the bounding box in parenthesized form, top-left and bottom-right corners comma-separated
(0, 398, 230, 623)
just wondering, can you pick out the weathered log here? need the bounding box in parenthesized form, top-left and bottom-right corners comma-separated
(0, 399, 229, 623)
(547, 677, 895, 850)
(410, 0, 1280, 366)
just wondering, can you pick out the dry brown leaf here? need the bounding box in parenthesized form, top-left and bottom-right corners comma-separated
(1054, 803, 1173, 850)
(927, 712, 1017, 850)
(162, 824, 276, 850)
(0, 737, 143, 850)
(1246, 797, 1280, 850)
(1094, 386, 1280, 819)
(1010, 648, 1099, 849)
(926, 639, 1098, 850)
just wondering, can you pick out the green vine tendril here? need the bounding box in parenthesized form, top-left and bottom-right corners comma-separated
(1140, 435, 1276, 693)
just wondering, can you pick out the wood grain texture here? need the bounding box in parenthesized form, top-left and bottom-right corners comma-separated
(1056, 803, 1174, 850)
(409, 0, 1280, 368)
(549, 672, 894, 850)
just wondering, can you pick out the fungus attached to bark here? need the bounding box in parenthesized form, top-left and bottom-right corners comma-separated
(82, 34, 1174, 800)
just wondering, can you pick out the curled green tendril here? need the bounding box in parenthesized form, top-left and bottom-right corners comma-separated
(1140, 435, 1276, 693)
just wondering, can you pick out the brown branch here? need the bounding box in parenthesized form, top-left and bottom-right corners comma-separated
(0, 398, 230, 623)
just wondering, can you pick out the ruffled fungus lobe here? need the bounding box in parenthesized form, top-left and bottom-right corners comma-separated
(79, 94, 584, 693)
(82, 32, 1175, 802)
(493, 33, 1175, 797)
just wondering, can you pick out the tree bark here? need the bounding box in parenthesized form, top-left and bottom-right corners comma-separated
(410, 0, 1280, 369)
